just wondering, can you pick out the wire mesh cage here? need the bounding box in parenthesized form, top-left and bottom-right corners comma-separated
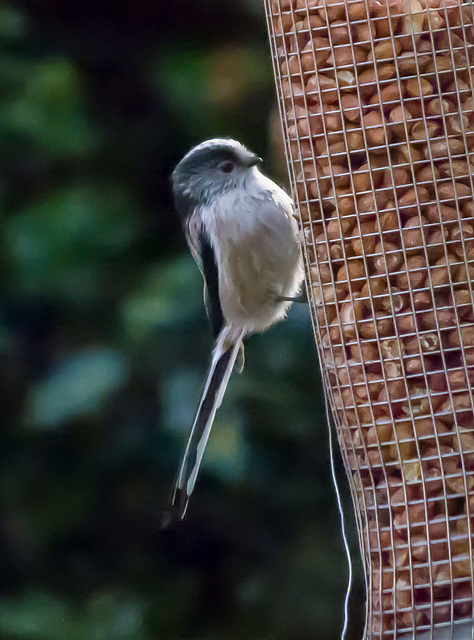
(263, 0, 474, 638)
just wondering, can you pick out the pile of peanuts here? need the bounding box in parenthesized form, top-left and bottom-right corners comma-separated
(270, 0, 474, 635)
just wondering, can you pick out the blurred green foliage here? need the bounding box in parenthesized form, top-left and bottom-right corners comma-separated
(0, 0, 365, 638)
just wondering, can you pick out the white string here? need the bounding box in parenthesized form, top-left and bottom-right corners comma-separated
(325, 391, 353, 640)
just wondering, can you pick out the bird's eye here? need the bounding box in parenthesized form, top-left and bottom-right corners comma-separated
(218, 160, 234, 174)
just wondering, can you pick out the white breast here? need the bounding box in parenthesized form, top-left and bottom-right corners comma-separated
(201, 170, 304, 339)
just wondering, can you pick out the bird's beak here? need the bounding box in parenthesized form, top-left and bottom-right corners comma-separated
(246, 154, 263, 167)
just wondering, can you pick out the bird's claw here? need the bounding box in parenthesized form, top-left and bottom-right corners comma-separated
(277, 289, 308, 304)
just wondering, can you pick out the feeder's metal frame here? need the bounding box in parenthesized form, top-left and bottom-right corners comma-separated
(263, 1, 474, 639)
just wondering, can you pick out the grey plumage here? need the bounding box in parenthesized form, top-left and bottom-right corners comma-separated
(162, 138, 304, 527)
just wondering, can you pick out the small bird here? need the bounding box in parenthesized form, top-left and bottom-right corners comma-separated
(162, 138, 304, 527)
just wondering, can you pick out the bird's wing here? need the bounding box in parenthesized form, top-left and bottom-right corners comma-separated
(185, 210, 224, 338)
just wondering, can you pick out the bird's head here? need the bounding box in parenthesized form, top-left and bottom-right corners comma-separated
(171, 138, 262, 216)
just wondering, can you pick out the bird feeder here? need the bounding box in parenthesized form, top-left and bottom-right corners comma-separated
(263, 0, 474, 638)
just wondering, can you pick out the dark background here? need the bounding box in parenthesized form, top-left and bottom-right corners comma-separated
(0, 1, 364, 638)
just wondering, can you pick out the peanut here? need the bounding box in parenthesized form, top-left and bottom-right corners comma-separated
(363, 110, 390, 148)
(405, 77, 433, 98)
(275, 0, 474, 633)
(341, 93, 361, 122)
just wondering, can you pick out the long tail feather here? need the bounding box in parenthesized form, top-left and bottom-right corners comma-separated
(161, 330, 244, 529)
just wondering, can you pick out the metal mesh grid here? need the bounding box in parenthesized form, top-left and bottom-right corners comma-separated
(263, 0, 474, 638)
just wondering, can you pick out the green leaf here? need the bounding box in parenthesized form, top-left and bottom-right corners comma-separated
(122, 256, 203, 341)
(0, 3, 28, 41)
(0, 59, 95, 157)
(6, 184, 137, 300)
(0, 591, 148, 640)
(23, 347, 129, 429)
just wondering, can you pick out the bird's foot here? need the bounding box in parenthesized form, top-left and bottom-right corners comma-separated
(277, 289, 308, 304)
(236, 344, 245, 373)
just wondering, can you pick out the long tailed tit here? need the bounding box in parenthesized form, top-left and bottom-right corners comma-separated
(162, 138, 304, 527)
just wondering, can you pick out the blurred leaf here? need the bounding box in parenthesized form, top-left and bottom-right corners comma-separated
(122, 256, 203, 341)
(0, 3, 28, 41)
(0, 58, 95, 157)
(152, 47, 211, 135)
(23, 347, 129, 429)
(161, 367, 202, 433)
(207, 45, 270, 107)
(0, 55, 31, 100)
(0, 591, 148, 640)
(14, 473, 95, 548)
(152, 44, 271, 137)
(147, 574, 200, 639)
(6, 184, 138, 300)
(0, 592, 68, 639)
(205, 415, 248, 483)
